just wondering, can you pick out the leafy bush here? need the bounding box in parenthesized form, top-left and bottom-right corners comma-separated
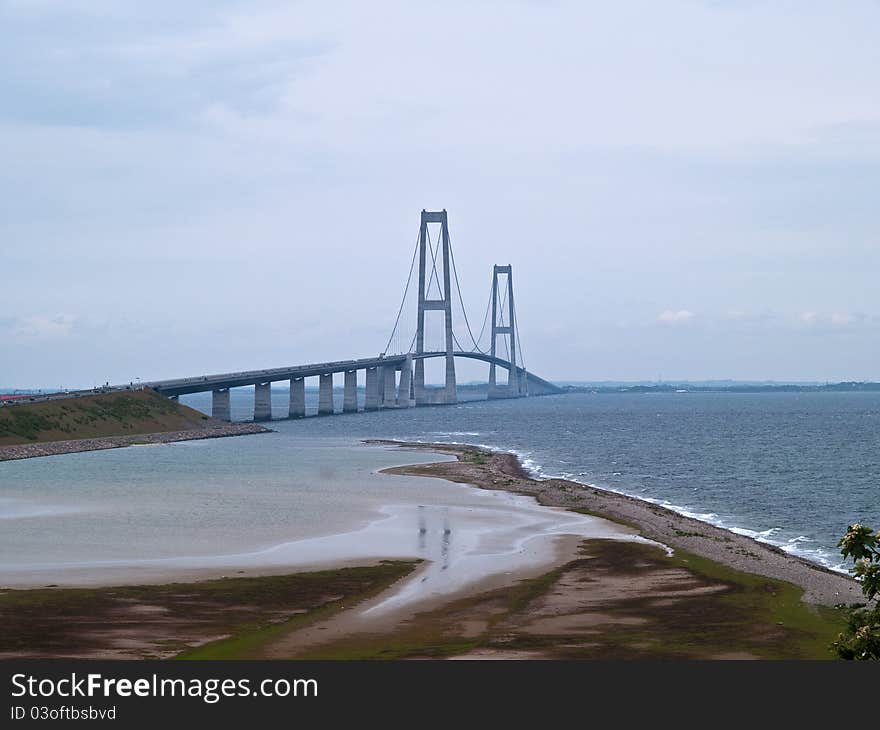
(833, 523, 880, 660)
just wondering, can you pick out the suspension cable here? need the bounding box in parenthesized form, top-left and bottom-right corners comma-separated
(511, 287, 526, 371)
(473, 276, 493, 352)
(448, 230, 489, 354)
(497, 286, 511, 361)
(382, 227, 421, 355)
(514, 305, 526, 372)
(425, 225, 444, 300)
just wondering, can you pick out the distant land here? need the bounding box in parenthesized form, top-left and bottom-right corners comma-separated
(559, 381, 880, 394)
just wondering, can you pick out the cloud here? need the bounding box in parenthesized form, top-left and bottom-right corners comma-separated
(799, 311, 819, 324)
(658, 309, 696, 325)
(12, 314, 77, 339)
(797, 311, 874, 328)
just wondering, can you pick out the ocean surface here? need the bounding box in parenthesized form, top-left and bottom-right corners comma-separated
(181, 388, 880, 571)
(2, 390, 878, 582)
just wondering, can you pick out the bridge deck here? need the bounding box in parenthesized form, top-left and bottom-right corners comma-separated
(143, 352, 558, 397)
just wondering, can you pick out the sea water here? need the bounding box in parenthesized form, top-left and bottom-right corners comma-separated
(186, 388, 880, 571)
(1, 391, 878, 581)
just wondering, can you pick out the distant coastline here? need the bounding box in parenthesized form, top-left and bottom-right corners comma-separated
(559, 381, 880, 394)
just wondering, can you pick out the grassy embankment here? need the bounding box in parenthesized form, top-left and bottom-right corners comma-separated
(0, 389, 213, 446)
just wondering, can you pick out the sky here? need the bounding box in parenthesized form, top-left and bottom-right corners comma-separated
(2, 0, 879, 388)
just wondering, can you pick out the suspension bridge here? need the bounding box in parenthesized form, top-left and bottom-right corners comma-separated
(143, 209, 561, 420)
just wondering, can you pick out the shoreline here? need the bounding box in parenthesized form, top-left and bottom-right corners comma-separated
(370, 439, 860, 607)
(0, 439, 858, 659)
(0, 422, 271, 462)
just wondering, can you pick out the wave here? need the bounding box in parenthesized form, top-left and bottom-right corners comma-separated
(394, 436, 851, 574)
(428, 431, 483, 437)
(433, 440, 851, 575)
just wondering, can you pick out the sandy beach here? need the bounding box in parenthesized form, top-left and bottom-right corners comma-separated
(0, 439, 860, 659)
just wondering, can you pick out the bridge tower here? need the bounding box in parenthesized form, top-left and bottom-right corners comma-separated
(489, 264, 525, 398)
(413, 209, 457, 405)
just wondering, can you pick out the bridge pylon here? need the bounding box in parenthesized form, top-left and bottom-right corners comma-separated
(489, 264, 525, 398)
(413, 210, 457, 405)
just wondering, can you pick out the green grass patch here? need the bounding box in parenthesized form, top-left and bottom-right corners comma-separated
(0, 390, 214, 445)
(0, 562, 418, 659)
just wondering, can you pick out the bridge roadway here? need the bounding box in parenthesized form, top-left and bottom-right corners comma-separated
(145, 351, 560, 398)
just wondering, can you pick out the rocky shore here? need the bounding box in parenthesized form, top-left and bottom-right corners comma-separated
(0, 422, 270, 461)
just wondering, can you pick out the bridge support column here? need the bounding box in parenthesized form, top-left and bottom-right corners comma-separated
(398, 355, 413, 407)
(212, 388, 231, 421)
(444, 355, 457, 404)
(382, 365, 397, 407)
(254, 382, 272, 421)
(364, 367, 379, 411)
(289, 377, 305, 418)
(414, 209, 457, 406)
(489, 264, 519, 400)
(318, 374, 334, 415)
(414, 359, 426, 405)
(517, 368, 527, 397)
(343, 371, 358, 413)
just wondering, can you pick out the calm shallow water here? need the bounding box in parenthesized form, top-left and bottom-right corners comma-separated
(180, 389, 880, 571)
(2, 391, 878, 580)
(0, 434, 641, 604)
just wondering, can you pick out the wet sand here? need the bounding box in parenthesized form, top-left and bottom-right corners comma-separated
(0, 456, 647, 607)
(258, 442, 857, 660)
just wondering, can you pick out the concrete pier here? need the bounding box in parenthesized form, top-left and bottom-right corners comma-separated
(444, 354, 457, 404)
(212, 388, 231, 421)
(364, 367, 379, 411)
(289, 377, 305, 418)
(377, 366, 386, 407)
(398, 355, 413, 407)
(414, 359, 426, 405)
(343, 370, 358, 413)
(382, 365, 397, 407)
(254, 382, 272, 421)
(517, 368, 528, 396)
(318, 373, 334, 415)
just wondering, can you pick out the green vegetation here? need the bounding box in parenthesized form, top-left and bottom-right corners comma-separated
(0, 562, 417, 659)
(179, 562, 416, 660)
(833, 523, 880, 660)
(663, 545, 842, 659)
(459, 450, 489, 466)
(287, 541, 845, 660)
(0, 389, 211, 445)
